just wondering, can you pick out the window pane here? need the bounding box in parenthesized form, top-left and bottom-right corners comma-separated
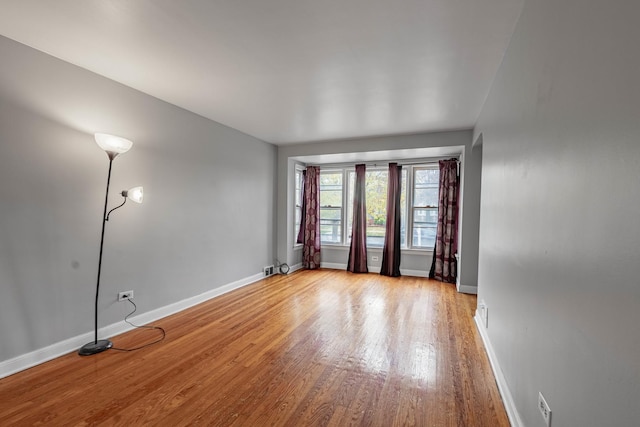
(347, 171, 355, 242)
(400, 169, 407, 248)
(295, 170, 302, 204)
(294, 170, 303, 242)
(320, 172, 343, 207)
(294, 207, 301, 227)
(413, 168, 439, 207)
(412, 207, 437, 248)
(320, 207, 342, 243)
(320, 207, 341, 220)
(320, 172, 343, 243)
(415, 168, 439, 185)
(365, 170, 388, 247)
(321, 191, 342, 207)
(413, 188, 439, 207)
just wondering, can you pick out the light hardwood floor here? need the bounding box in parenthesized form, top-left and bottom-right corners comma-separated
(0, 269, 508, 426)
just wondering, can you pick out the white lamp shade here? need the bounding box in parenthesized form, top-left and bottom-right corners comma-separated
(95, 133, 133, 156)
(126, 186, 144, 203)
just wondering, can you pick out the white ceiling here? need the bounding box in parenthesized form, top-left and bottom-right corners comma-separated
(0, 0, 523, 145)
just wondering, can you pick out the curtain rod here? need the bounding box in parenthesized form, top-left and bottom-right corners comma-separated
(306, 156, 460, 169)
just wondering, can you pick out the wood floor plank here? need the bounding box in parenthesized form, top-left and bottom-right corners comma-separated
(0, 269, 509, 426)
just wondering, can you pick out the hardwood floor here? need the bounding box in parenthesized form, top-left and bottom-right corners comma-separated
(0, 269, 508, 426)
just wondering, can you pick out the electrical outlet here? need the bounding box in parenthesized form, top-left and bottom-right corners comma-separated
(118, 290, 134, 301)
(479, 300, 489, 328)
(264, 265, 275, 276)
(371, 256, 379, 261)
(538, 392, 552, 427)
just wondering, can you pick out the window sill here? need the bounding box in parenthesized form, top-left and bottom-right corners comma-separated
(402, 247, 435, 254)
(320, 243, 350, 250)
(319, 244, 433, 254)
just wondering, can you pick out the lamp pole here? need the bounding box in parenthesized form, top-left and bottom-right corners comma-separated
(79, 154, 115, 355)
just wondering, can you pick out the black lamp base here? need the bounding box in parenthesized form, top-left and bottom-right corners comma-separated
(78, 339, 113, 356)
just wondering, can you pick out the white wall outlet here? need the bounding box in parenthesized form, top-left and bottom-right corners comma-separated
(264, 265, 275, 276)
(118, 290, 134, 301)
(371, 256, 379, 261)
(479, 300, 489, 328)
(538, 392, 552, 427)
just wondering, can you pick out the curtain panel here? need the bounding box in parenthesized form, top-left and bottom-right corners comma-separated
(380, 163, 402, 277)
(429, 159, 459, 283)
(302, 166, 321, 269)
(347, 164, 368, 273)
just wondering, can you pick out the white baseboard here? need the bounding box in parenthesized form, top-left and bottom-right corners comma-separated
(0, 331, 97, 380)
(319, 263, 432, 278)
(457, 284, 478, 294)
(288, 263, 304, 273)
(474, 312, 524, 427)
(0, 272, 264, 379)
(399, 268, 429, 278)
(320, 262, 347, 270)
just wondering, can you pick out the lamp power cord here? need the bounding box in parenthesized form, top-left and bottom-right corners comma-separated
(111, 299, 166, 352)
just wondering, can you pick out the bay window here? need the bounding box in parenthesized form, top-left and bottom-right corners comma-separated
(298, 163, 441, 250)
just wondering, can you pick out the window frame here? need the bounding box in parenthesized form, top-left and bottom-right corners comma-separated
(408, 165, 440, 249)
(293, 164, 305, 248)
(294, 162, 442, 251)
(319, 169, 347, 245)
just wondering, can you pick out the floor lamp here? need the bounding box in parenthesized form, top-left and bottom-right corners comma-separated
(79, 133, 143, 356)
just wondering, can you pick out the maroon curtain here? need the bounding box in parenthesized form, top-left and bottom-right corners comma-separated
(347, 164, 368, 273)
(429, 159, 459, 283)
(380, 163, 402, 277)
(296, 170, 306, 244)
(302, 166, 321, 269)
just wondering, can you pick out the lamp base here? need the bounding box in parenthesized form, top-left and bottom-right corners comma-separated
(78, 339, 113, 356)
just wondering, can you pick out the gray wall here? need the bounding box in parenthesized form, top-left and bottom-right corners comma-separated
(277, 130, 481, 289)
(0, 36, 276, 363)
(474, 0, 640, 425)
(461, 136, 482, 287)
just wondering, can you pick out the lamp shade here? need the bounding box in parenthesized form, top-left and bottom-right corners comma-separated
(125, 186, 144, 203)
(95, 133, 133, 158)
